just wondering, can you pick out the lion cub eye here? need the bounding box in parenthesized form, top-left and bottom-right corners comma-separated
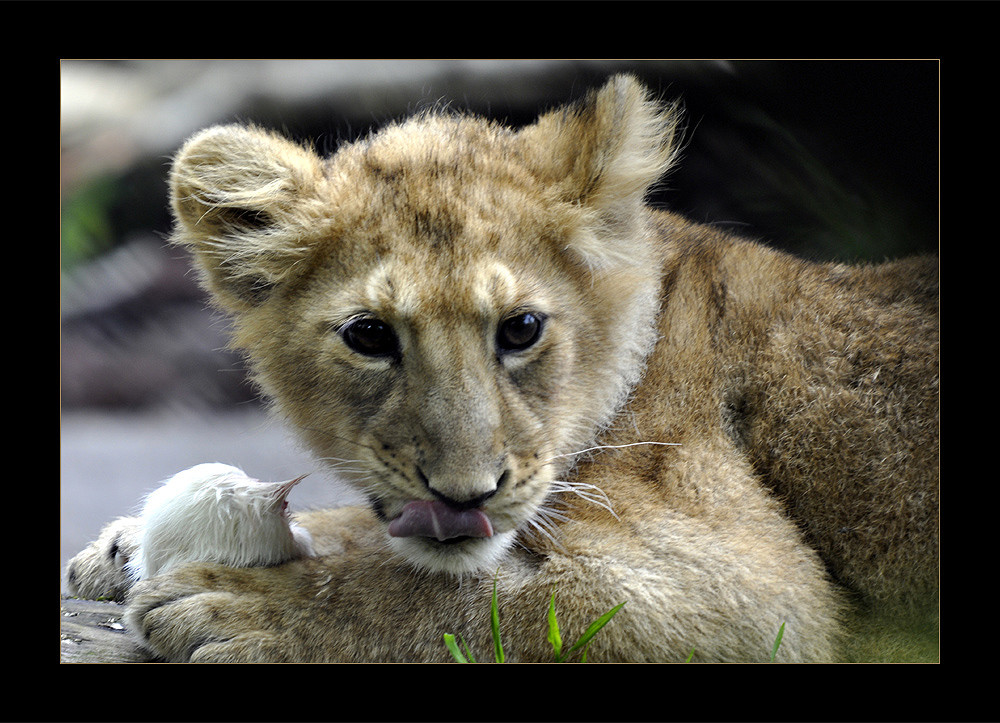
(341, 317, 400, 358)
(497, 312, 544, 353)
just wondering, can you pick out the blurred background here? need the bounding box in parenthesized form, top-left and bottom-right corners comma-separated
(59, 59, 939, 591)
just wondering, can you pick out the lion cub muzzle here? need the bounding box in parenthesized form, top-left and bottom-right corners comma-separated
(387, 462, 506, 542)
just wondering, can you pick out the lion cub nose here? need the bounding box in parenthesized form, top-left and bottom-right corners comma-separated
(418, 468, 509, 510)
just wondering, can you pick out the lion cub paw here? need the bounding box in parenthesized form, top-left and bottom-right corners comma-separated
(64, 517, 143, 602)
(125, 565, 307, 662)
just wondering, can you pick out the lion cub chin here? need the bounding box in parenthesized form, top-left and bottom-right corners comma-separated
(387, 529, 519, 576)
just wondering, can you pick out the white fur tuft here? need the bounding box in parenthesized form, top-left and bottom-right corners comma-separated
(387, 530, 517, 576)
(126, 463, 314, 581)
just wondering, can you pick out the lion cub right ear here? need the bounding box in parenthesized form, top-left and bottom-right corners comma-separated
(169, 125, 328, 312)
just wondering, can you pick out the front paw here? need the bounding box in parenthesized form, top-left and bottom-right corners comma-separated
(125, 561, 315, 662)
(65, 517, 143, 602)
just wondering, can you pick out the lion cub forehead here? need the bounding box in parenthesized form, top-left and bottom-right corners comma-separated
(357, 256, 542, 321)
(330, 112, 530, 194)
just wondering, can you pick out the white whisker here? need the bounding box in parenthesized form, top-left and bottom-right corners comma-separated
(534, 504, 572, 524)
(547, 440, 680, 463)
(316, 455, 367, 465)
(522, 509, 567, 552)
(549, 479, 619, 520)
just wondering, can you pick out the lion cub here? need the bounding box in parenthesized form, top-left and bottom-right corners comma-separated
(67, 74, 938, 662)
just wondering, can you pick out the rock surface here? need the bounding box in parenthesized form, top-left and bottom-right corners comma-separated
(60, 597, 154, 663)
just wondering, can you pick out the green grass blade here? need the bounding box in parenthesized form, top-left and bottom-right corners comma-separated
(491, 575, 505, 663)
(685, 647, 696, 662)
(770, 622, 786, 662)
(460, 635, 477, 663)
(547, 591, 563, 661)
(565, 602, 626, 658)
(443, 633, 468, 663)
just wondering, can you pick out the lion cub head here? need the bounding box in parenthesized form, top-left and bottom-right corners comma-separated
(169, 75, 679, 574)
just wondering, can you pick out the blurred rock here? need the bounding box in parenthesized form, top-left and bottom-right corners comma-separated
(60, 236, 256, 410)
(60, 597, 154, 663)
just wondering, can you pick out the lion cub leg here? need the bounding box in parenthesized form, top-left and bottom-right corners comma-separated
(123, 494, 841, 662)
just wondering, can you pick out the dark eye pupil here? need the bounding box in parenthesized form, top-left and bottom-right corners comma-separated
(342, 318, 398, 357)
(498, 312, 543, 352)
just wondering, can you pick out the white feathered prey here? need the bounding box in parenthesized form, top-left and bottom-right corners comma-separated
(126, 463, 315, 580)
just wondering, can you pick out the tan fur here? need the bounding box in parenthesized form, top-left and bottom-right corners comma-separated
(67, 75, 938, 662)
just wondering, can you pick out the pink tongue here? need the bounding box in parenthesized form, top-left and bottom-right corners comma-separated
(388, 500, 494, 541)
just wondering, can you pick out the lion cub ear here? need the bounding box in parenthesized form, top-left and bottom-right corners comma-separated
(169, 125, 327, 312)
(518, 74, 681, 269)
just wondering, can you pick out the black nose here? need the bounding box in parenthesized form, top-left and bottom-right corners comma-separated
(418, 468, 509, 510)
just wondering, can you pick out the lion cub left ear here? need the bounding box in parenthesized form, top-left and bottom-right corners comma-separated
(169, 125, 327, 312)
(518, 74, 682, 269)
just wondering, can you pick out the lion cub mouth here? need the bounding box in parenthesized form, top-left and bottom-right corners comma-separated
(387, 499, 494, 543)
